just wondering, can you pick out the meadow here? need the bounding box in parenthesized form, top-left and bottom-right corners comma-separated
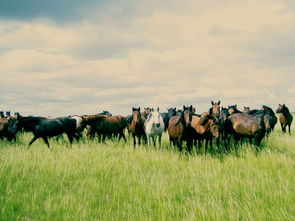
(0, 128, 294, 221)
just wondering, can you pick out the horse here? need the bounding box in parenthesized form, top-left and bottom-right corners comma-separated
(129, 107, 146, 148)
(210, 101, 221, 115)
(276, 104, 293, 134)
(191, 112, 219, 153)
(168, 105, 194, 152)
(10, 116, 80, 147)
(97, 110, 112, 116)
(243, 107, 250, 113)
(228, 105, 242, 115)
(6, 111, 11, 117)
(81, 115, 127, 143)
(144, 108, 165, 147)
(161, 107, 177, 131)
(0, 117, 18, 141)
(224, 110, 271, 150)
(261, 105, 277, 132)
(142, 107, 153, 119)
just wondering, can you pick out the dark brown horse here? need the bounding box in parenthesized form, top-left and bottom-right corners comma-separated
(81, 115, 127, 142)
(168, 105, 194, 152)
(191, 113, 219, 153)
(261, 105, 277, 132)
(224, 111, 271, 150)
(10, 116, 80, 147)
(129, 107, 146, 148)
(276, 104, 293, 134)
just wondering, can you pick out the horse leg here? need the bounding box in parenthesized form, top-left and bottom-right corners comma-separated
(146, 134, 150, 146)
(281, 123, 286, 133)
(42, 136, 50, 148)
(138, 135, 142, 146)
(288, 124, 291, 135)
(120, 131, 127, 143)
(152, 136, 156, 147)
(177, 139, 182, 152)
(158, 134, 162, 147)
(133, 134, 136, 148)
(66, 133, 74, 145)
(28, 136, 38, 147)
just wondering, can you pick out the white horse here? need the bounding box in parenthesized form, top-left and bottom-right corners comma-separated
(144, 108, 165, 146)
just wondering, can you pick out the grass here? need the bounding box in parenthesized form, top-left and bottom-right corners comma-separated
(0, 128, 294, 221)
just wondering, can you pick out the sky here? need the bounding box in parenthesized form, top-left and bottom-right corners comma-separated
(0, 0, 294, 116)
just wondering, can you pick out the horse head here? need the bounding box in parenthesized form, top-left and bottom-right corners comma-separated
(210, 100, 221, 115)
(182, 105, 193, 127)
(132, 107, 142, 124)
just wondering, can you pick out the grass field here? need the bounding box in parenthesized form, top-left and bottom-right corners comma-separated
(0, 128, 294, 220)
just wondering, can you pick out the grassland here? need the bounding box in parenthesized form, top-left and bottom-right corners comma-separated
(0, 129, 294, 221)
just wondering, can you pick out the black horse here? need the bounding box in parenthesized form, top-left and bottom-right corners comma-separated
(9, 116, 80, 147)
(161, 107, 177, 131)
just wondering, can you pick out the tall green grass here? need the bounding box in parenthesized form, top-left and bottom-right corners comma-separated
(0, 129, 294, 221)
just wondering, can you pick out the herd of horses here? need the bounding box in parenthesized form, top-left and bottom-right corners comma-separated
(0, 102, 293, 153)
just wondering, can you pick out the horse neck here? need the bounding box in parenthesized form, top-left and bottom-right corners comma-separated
(281, 107, 290, 117)
(199, 114, 211, 126)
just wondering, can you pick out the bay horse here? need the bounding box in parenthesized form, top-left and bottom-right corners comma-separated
(261, 105, 277, 132)
(10, 116, 80, 147)
(81, 115, 127, 143)
(210, 101, 220, 115)
(228, 105, 242, 115)
(276, 104, 293, 134)
(191, 112, 219, 153)
(224, 110, 271, 150)
(168, 105, 194, 152)
(144, 108, 165, 147)
(129, 107, 146, 148)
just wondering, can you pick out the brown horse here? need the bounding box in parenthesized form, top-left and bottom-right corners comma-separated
(276, 104, 293, 134)
(224, 110, 271, 150)
(81, 115, 127, 142)
(210, 101, 221, 115)
(191, 112, 219, 153)
(243, 107, 250, 113)
(129, 107, 146, 148)
(261, 105, 277, 132)
(0, 117, 17, 141)
(228, 105, 243, 115)
(168, 105, 194, 152)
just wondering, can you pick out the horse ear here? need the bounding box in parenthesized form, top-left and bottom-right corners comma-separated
(157, 107, 159, 112)
(183, 105, 185, 110)
(190, 105, 193, 111)
(138, 107, 141, 111)
(218, 100, 220, 105)
(132, 107, 135, 111)
(174, 108, 176, 111)
(211, 101, 214, 105)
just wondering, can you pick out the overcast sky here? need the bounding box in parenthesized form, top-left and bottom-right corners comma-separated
(0, 0, 294, 116)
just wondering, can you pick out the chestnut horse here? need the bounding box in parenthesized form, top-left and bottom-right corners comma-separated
(191, 112, 219, 153)
(168, 105, 194, 152)
(276, 104, 293, 134)
(224, 110, 271, 150)
(129, 107, 146, 148)
(82, 115, 127, 142)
